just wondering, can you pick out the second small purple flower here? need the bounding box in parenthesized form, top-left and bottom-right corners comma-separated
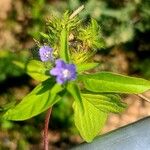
(39, 46, 53, 62)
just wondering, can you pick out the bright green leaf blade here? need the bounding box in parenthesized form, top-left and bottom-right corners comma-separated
(26, 60, 50, 82)
(60, 28, 69, 62)
(73, 98, 108, 142)
(67, 82, 84, 112)
(79, 71, 150, 94)
(82, 93, 126, 113)
(77, 63, 99, 73)
(3, 79, 63, 120)
(13, 60, 50, 82)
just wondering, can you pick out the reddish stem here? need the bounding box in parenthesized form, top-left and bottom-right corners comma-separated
(44, 108, 52, 150)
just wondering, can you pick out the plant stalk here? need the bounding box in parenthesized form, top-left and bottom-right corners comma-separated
(44, 108, 52, 150)
(137, 94, 150, 103)
(69, 5, 84, 19)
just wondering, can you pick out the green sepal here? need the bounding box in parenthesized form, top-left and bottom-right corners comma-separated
(91, 18, 105, 48)
(91, 18, 99, 34)
(40, 32, 50, 39)
(79, 71, 150, 94)
(3, 79, 63, 120)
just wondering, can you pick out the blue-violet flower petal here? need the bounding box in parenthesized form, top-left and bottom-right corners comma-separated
(39, 46, 53, 62)
(50, 59, 76, 84)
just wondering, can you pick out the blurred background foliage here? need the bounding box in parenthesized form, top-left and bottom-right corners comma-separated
(0, 0, 150, 149)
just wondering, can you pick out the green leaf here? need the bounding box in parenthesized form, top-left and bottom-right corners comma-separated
(13, 61, 24, 69)
(77, 63, 99, 73)
(13, 60, 50, 82)
(60, 28, 70, 62)
(73, 96, 108, 142)
(3, 79, 63, 120)
(26, 60, 50, 82)
(0, 101, 16, 112)
(82, 93, 126, 113)
(67, 82, 84, 112)
(79, 71, 150, 94)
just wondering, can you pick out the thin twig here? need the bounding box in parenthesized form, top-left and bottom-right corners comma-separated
(137, 94, 150, 103)
(44, 108, 52, 150)
(69, 5, 84, 19)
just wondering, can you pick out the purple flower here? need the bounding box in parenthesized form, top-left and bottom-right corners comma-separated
(50, 59, 76, 84)
(39, 46, 53, 62)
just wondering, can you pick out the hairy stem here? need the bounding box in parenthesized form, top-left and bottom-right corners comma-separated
(44, 108, 52, 150)
(137, 94, 150, 103)
(69, 5, 84, 19)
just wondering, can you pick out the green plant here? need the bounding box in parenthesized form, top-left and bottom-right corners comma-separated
(1, 7, 150, 150)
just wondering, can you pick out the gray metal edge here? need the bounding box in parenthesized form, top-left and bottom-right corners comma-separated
(71, 116, 150, 150)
